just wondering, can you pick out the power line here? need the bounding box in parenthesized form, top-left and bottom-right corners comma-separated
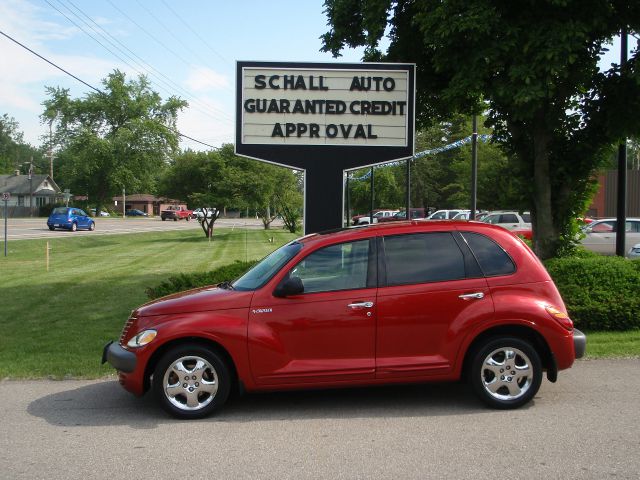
(0, 28, 218, 150)
(47, 0, 232, 123)
(0, 29, 100, 93)
(159, 0, 231, 67)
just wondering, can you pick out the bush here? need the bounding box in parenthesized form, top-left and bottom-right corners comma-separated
(146, 260, 258, 299)
(545, 256, 640, 331)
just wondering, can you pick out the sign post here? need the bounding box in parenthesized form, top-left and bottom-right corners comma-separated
(2, 192, 9, 257)
(236, 61, 415, 234)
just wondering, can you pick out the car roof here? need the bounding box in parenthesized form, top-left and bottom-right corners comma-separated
(297, 220, 509, 247)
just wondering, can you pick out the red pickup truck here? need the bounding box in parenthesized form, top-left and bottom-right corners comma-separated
(160, 205, 193, 221)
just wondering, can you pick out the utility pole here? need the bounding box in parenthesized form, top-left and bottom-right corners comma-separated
(48, 120, 55, 180)
(29, 156, 33, 217)
(615, 28, 628, 257)
(122, 188, 126, 219)
(369, 166, 375, 224)
(470, 114, 478, 220)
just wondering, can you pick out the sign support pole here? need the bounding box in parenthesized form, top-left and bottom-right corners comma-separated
(3, 197, 7, 257)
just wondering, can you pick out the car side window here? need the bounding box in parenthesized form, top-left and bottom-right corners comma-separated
(383, 232, 465, 286)
(500, 214, 518, 223)
(290, 239, 371, 294)
(592, 221, 614, 233)
(521, 213, 531, 222)
(461, 232, 515, 277)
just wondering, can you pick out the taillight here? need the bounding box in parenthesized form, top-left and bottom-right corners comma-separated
(545, 306, 574, 331)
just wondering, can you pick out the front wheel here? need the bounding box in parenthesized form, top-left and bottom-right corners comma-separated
(89, 222, 95, 231)
(70, 222, 77, 232)
(469, 337, 542, 409)
(152, 345, 231, 419)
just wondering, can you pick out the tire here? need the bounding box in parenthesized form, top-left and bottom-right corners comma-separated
(71, 222, 77, 232)
(173, 217, 178, 221)
(186, 216, 190, 221)
(152, 345, 231, 419)
(469, 337, 542, 409)
(161, 216, 166, 221)
(89, 222, 95, 231)
(48, 225, 55, 231)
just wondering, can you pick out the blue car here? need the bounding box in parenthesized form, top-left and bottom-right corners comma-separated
(47, 207, 95, 232)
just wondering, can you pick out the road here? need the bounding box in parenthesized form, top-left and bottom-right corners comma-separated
(1, 358, 638, 480)
(1, 217, 280, 240)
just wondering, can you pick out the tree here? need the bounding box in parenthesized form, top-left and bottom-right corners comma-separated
(0, 114, 44, 174)
(42, 70, 186, 214)
(322, 1, 640, 258)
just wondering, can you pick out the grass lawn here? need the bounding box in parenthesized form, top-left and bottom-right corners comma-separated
(0, 228, 296, 378)
(582, 330, 640, 358)
(0, 228, 638, 379)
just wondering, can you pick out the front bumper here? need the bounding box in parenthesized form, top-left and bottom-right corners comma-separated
(102, 341, 137, 373)
(573, 328, 586, 359)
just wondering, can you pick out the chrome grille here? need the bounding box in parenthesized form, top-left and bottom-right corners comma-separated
(119, 315, 136, 345)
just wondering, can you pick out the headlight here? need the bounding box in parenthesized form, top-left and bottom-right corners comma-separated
(127, 329, 157, 348)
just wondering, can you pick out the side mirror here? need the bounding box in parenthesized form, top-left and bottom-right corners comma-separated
(274, 276, 304, 298)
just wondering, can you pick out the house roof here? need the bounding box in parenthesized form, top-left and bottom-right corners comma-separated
(112, 194, 179, 203)
(0, 174, 61, 195)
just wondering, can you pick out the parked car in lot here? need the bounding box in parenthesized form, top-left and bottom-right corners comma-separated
(452, 211, 488, 221)
(629, 243, 640, 259)
(580, 218, 640, 256)
(482, 211, 531, 231)
(47, 207, 95, 232)
(103, 220, 585, 419)
(161, 205, 193, 221)
(352, 209, 399, 225)
(90, 208, 110, 217)
(192, 207, 218, 220)
(427, 209, 465, 220)
(378, 208, 426, 222)
(126, 209, 148, 217)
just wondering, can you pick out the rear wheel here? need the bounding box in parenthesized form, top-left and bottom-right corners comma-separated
(152, 345, 231, 419)
(48, 225, 55, 231)
(469, 337, 542, 409)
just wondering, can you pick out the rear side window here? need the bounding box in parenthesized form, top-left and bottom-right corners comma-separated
(521, 213, 531, 222)
(461, 232, 515, 276)
(500, 214, 518, 223)
(383, 232, 465, 285)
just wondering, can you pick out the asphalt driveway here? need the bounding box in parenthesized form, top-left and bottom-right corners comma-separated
(1, 358, 638, 479)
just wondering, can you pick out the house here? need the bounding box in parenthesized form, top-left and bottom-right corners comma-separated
(0, 171, 62, 217)
(111, 194, 183, 216)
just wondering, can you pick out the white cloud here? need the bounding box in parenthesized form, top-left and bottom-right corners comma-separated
(185, 66, 230, 92)
(177, 96, 234, 150)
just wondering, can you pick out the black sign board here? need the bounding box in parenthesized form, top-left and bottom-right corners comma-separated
(236, 61, 415, 233)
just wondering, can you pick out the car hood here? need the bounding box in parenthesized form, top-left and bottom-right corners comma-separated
(137, 286, 254, 317)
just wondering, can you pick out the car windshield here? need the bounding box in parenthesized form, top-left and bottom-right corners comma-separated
(232, 241, 303, 291)
(52, 207, 68, 214)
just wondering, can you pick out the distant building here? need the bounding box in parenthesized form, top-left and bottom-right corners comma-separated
(111, 194, 182, 216)
(588, 170, 640, 218)
(0, 171, 62, 217)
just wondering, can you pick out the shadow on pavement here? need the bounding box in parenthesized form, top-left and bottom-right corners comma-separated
(27, 379, 503, 429)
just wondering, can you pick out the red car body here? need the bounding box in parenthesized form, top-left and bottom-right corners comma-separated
(104, 220, 584, 418)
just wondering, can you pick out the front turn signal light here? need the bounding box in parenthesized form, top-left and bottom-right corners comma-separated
(545, 306, 573, 331)
(127, 329, 157, 348)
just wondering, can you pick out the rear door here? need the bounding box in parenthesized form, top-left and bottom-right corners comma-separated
(375, 231, 494, 378)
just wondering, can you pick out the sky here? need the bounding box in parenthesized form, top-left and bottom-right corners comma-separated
(0, 0, 366, 151)
(0, 0, 636, 153)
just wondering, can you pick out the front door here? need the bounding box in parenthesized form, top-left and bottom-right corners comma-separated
(248, 238, 376, 385)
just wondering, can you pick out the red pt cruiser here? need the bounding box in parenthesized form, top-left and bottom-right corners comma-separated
(103, 221, 585, 419)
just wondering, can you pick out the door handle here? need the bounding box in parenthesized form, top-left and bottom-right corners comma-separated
(458, 292, 485, 300)
(348, 301, 374, 309)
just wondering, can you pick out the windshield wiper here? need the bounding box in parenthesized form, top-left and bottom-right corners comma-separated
(217, 280, 234, 290)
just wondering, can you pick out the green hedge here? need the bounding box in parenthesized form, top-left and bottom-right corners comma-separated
(146, 260, 257, 299)
(545, 256, 640, 331)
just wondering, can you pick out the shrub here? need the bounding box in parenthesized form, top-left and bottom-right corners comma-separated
(146, 260, 258, 299)
(545, 256, 640, 331)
